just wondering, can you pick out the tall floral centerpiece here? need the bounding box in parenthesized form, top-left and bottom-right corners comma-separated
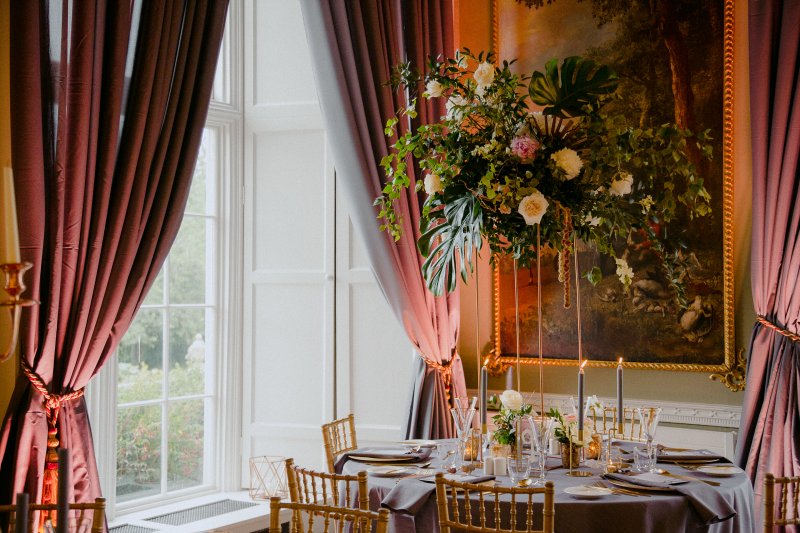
(376, 50, 711, 302)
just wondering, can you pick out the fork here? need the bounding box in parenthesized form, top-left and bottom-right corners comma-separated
(590, 480, 646, 497)
(658, 469, 721, 487)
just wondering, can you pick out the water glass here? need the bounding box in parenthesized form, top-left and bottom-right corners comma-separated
(633, 445, 657, 473)
(507, 456, 531, 485)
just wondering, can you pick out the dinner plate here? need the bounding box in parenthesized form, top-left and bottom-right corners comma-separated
(694, 465, 744, 477)
(606, 478, 676, 492)
(564, 485, 613, 500)
(658, 456, 721, 464)
(367, 466, 410, 477)
(398, 439, 437, 448)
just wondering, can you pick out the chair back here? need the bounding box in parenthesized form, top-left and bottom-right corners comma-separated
(0, 498, 106, 533)
(269, 497, 389, 533)
(764, 472, 800, 531)
(434, 472, 554, 533)
(322, 413, 358, 473)
(589, 406, 646, 442)
(285, 458, 369, 510)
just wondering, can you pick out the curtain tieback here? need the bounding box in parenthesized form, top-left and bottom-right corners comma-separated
(757, 315, 800, 343)
(20, 359, 85, 428)
(421, 355, 454, 387)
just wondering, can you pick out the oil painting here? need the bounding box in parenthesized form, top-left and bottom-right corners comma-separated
(490, 0, 740, 380)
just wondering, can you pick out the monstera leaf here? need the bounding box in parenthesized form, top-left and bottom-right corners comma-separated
(529, 57, 618, 118)
(417, 194, 483, 295)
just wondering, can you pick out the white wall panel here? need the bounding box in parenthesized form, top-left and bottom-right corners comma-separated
(252, 0, 317, 105)
(252, 130, 326, 271)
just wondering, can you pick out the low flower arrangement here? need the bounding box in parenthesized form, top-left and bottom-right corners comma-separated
(547, 407, 591, 447)
(491, 389, 532, 446)
(376, 50, 712, 306)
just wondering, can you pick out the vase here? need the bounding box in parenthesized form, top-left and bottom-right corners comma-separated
(560, 443, 581, 468)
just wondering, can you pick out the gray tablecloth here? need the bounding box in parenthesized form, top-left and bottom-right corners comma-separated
(343, 443, 755, 533)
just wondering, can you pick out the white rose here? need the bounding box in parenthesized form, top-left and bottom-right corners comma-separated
(550, 148, 583, 180)
(473, 61, 495, 88)
(584, 213, 602, 227)
(615, 257, 634, 288)
(518, 189, 549, 225)
(500, 389, 524, 411)
(445, 94, 468, 120)
(424, 173, 443, 195)
(610, 172, 634, 196)
(425, 79, 444, 98)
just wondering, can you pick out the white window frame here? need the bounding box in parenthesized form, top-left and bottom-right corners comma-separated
(87, 3, 243, 518)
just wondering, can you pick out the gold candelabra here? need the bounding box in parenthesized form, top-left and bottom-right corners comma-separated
(0, 261, 37, 362)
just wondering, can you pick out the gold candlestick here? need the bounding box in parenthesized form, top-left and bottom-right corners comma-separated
(1, 261, 38, 362)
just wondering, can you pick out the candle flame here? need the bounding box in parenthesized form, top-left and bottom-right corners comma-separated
(580, 359, 588, 370)
(483, 357, 490, 366)
(618, 357, 623, 365)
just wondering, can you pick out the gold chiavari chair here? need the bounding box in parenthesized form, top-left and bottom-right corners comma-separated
(589, 406, 647, 442)
(285, 458, 369, 510)
(764, 472, 800, 531)
(269, 497, 389, 533)
(322, 413, 358, 473)
(0, 498, 106, 533)
(435, 472, 555, 533)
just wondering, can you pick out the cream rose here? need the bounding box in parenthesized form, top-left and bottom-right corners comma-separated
(518, 189, 549, 225)
(584, 213, 602, 227)
(500, 389, 524, 411)
(425, 79, 444, 98)
(424, 173, 443, 195)
(446, 95, 468, 120)
(550, 148, 583, 180)
(473, 61, 495, 88)
(610, 172, 634, 196)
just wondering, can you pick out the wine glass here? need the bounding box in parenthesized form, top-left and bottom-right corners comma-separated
(635, 407, 662, 471)
(451, 398, 477, 467)
(528, 416, 554, 486)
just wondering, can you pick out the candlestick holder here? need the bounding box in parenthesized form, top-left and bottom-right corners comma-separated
(1, 262, 38, 362)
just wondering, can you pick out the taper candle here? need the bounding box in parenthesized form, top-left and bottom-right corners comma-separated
(56, 448, 69, 533)
(0, 167, 20, 264)
(577, 360, 587, 431)
(617, 357, 624, 432)
(480, 365, 488, 429)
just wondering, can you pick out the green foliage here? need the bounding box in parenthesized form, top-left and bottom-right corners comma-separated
(491, 404, 533, 446)
(528, 57, 618, 118)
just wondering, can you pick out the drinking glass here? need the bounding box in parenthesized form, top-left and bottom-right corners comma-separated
(507, 456, 531, 486)
(451, 399, 476, 467)
(635, 407, 662, 466)
(633, 445, 657, 473)
(524, 416, 554, 486)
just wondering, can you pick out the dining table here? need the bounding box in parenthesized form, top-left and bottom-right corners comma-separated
(339, 440, 755, 533)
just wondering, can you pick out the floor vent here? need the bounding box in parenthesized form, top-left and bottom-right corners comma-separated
(109, 526, 158, 533)
(144, 499, 259, 526)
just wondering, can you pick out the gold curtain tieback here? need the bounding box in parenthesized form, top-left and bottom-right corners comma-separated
(757, 315, 800, 343)
(21, 359, 85, 428)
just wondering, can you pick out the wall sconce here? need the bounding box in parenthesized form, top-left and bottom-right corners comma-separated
(1, 167, 37, 362)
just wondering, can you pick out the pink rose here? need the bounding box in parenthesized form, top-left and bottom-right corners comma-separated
(510, 136, 540, 163)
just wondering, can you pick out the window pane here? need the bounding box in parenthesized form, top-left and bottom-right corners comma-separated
(168, 217, 206, 304)
(143, 268, 164, 306)
(168, 308, 206, 396)
(117, 404, 161, 502)
(185, 133, 209, 215)
(167, 399, 205, 491)
(117, 309, 164, 403)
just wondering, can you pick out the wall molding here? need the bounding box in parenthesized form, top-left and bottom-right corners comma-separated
(475, 390, 742, 429)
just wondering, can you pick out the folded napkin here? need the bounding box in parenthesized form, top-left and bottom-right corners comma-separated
(657, 448, 727, 462)
(380, 473, 496, 515)
(603, 473, 736, 525)
(335, 447, 432, 473)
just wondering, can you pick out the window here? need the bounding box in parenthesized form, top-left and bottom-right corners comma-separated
(114, 130, 219, 503)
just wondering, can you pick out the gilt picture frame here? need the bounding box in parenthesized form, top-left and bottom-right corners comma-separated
(487, 0, 744, 390)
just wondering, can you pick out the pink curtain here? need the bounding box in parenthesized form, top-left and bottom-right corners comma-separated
(735, 0, 800, 523)
(300, 0, 465, 438)
(0, 0, 228, 507)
